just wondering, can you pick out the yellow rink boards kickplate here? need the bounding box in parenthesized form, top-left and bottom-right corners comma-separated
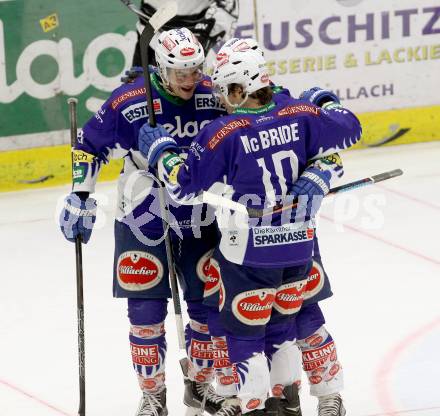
(0, 145, 123, 192)
(0, 104, 439, 193)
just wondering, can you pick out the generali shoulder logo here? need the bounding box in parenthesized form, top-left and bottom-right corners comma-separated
(278, 104, 320, 117)
(208, 118, 251, 150)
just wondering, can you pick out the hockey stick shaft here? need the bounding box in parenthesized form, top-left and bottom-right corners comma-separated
(67, 97, 86, 416)
(252, 168, 404, 218)
(119, 0, 150, 19)
(328, 168, 403, 194)
(138, 3, 185, 350)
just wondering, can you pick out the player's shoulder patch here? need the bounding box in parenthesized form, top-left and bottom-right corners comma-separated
(110, 86, 146, 111)
(206, 117, 251, 150)
(277, 100, 320, 117)
(109, 76, 153, 111)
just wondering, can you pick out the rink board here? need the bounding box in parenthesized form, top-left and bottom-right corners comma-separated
(1, 0, 440, 191)
(1, 104, 439, 192)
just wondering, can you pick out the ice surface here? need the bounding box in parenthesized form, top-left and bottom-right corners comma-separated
(1, 142, 439, 415)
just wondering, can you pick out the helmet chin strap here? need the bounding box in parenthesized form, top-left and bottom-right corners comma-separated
(223, 91, 249, 109)
(157, 71, 180, 97)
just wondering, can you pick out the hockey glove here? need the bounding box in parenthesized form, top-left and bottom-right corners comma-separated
(299, 87, 340, 108)
(138, 123, 178, 167)
(59, 193, 97, 243)
(121, 66, 143, 84)
(290, 167, 331, 217)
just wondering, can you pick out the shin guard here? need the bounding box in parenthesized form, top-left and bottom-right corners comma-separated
(185, 319, 215, 383)
(130, 322, 167, 393)
(235, 353, 270, 414)
(297, 326, 343, 397)
(128, 299, 168, 394)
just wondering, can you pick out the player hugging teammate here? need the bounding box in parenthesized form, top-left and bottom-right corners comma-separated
(138, 37, 361, 415)
(59, 25, 361, 416)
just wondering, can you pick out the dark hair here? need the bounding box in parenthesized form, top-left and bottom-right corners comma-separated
(249, 87, 273, 105)
(228, 84, 273, 105)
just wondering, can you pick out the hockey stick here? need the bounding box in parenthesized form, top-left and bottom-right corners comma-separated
(67, 97, 86, 416)
(137, 2, 186, 350)
(202, 168, 404, 217)
(119, 0, 150, 19)
(249, 168, 404, 218)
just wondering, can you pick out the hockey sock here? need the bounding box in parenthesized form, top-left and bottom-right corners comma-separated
(234, 352, 271, 414)
(185, 318, 215, 383)
(265, 321, 302, 396)
(212, 335, 238, 397)
(128, 298, 168, 394)
(130, 321, 167, 393)
(297, 325, 344, 397)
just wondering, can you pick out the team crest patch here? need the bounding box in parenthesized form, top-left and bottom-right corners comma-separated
(207, 118, 251, 150)
(273, 279, 308, 315)
(117, 251, 163, 291)
(303, 261, 325, 300)
(232, 288, 276, 326)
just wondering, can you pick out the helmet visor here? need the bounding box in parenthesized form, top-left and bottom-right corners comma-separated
(166, 66, 203, 86)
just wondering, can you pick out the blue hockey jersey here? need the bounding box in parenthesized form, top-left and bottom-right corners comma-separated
(72, 70, 226, 236)
(161, 97, 362, 266)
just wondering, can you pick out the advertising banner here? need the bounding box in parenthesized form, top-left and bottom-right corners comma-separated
(238, 0, 440, 148)
(0, 0, 439, 191)
(0, 1, 136, 147)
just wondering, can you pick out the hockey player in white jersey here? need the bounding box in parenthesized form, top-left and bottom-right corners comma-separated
(132, 0, 239, 65)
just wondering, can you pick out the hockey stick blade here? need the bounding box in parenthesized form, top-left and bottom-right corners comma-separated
(143, 1, 178, 33)
(371, 168, 403, 183)
(119, 0, 150, 19)
(330, 168, 403, 194)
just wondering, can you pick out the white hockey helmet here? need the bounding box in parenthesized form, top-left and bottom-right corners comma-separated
(155, 28, 205, 85)
(211, 38, 269, 107)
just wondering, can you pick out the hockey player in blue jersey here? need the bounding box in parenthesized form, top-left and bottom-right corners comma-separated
(59, 28, 232, 416)
(138, 39, 362, 414)
(195, 40, 349, 416)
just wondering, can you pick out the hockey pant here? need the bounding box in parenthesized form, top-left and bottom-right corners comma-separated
(211, 253, 310, 413)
